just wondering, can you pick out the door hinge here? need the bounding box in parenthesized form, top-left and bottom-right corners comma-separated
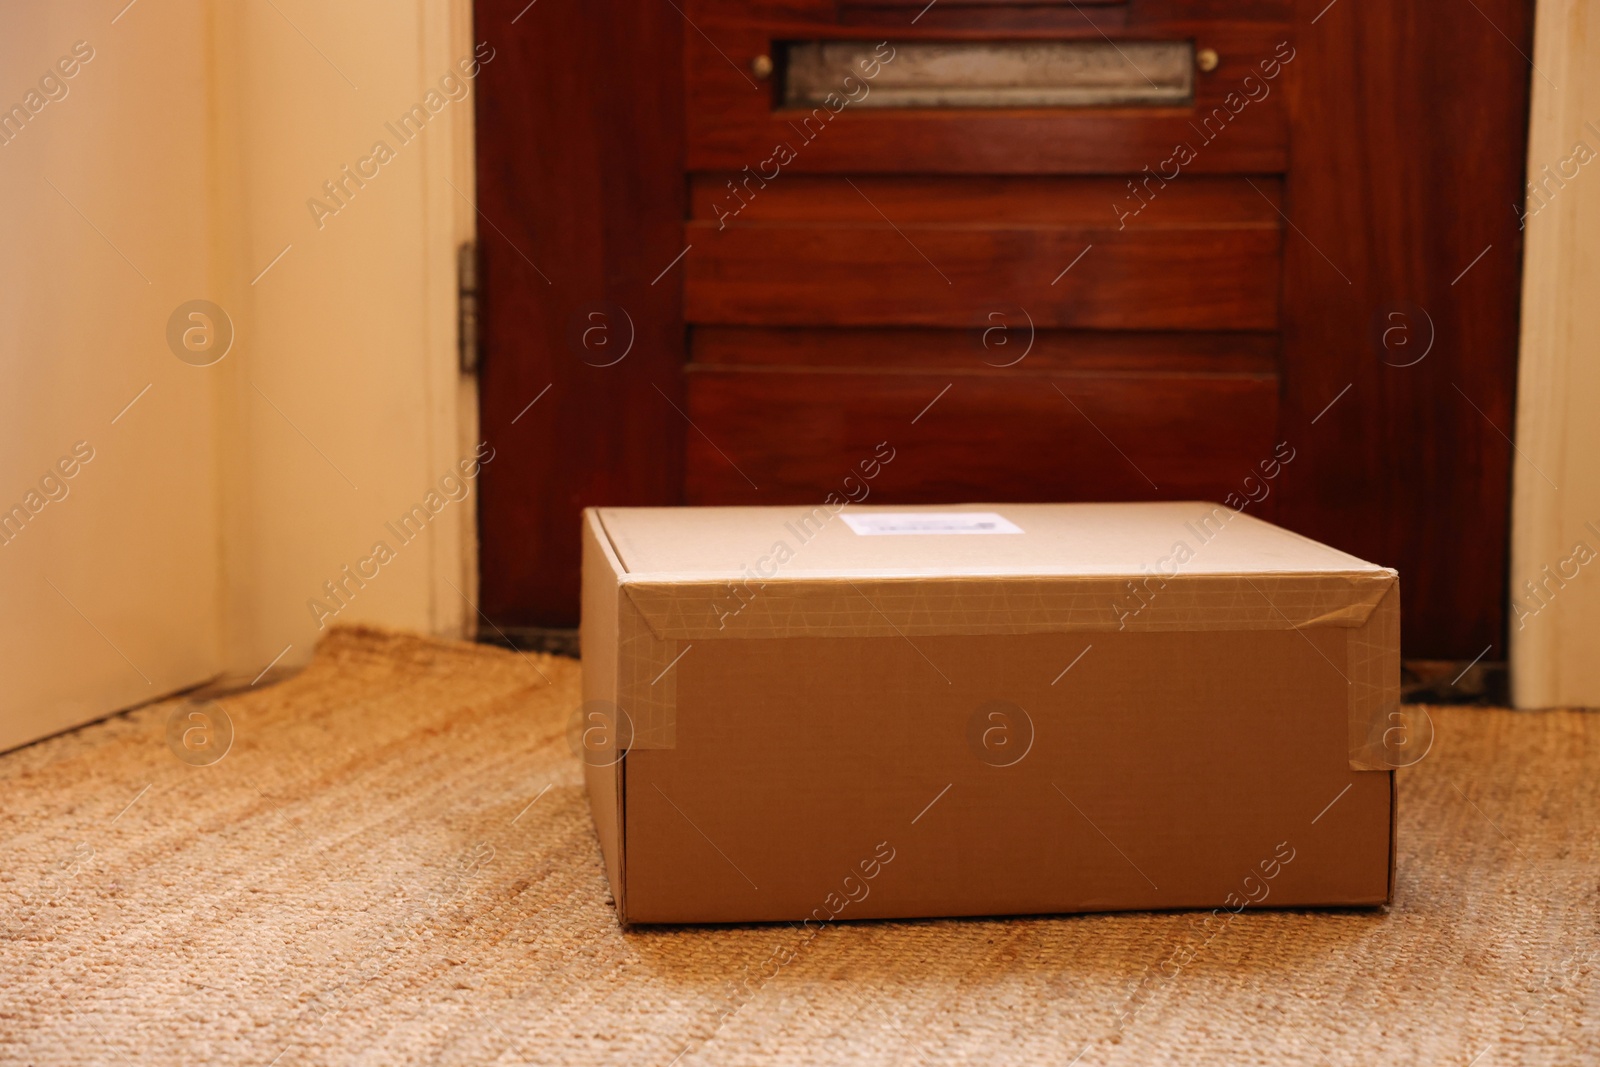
(457, 240, 480, 375)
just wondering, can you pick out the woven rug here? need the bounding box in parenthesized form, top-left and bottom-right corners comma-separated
(2, 626, 1595, 1065)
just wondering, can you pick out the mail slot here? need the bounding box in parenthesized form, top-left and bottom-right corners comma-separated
(781, 39, 1194, 109)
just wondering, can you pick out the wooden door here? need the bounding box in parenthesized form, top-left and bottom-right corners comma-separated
(474, 0, 1532, 658)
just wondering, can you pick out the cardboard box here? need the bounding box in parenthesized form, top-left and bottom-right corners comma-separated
(579, 502, 1400, 926)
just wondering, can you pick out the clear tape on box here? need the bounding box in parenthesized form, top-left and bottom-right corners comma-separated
(614, 572, 1400, 770)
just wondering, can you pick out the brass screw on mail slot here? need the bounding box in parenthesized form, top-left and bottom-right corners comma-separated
(751, 54, 774, 79)
(1196, 48, 1220, 73)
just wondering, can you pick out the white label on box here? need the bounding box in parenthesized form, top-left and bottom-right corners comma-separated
(841, 512, 1024, 536)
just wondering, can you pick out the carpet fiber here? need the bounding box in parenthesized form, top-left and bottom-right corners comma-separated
(2, 627, 1596, 1065)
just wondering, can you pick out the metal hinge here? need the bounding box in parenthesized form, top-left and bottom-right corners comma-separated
(457, 241, 480, 375)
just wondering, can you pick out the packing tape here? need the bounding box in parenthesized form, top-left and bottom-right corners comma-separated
(615, 572, 1400, 769)
(1347, 581, 1404, 771)
(622, 572, 1393, 640)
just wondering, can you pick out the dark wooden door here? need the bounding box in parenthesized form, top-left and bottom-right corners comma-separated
(474, 0, 1532, 658)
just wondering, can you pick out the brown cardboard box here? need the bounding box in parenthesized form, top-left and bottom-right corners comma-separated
(578, 502, 1400, 926)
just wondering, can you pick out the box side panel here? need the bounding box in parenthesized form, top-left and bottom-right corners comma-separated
(623, 628, 1392, 924)
(580, 509, 628, 921)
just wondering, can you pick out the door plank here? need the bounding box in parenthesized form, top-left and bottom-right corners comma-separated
(686, 221, 1280, 329)
(687, 174, 1282, 329)
(684, 369, 1279, 505)
(692, 326, 1278, 374)
(686, 3, 1291, 174)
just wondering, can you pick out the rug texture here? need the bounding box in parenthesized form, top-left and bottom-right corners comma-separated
(1, 626, 1595, 1065)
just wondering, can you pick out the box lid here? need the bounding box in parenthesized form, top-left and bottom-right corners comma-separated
(596, 502, 1386, 580)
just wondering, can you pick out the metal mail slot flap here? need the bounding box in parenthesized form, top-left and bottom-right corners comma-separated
(782, 39, 1194, 108)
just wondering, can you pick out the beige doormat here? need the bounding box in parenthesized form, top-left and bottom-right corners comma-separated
(2, 627, 1595, 1065)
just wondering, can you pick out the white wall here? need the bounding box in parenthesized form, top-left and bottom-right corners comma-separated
(1511, 0, 1600, 708)
(0, 0, 478, 748)
(0, 0, 223, 749)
